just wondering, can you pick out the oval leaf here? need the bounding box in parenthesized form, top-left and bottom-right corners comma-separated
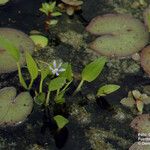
(48, 77, 66, 91)
(97, 84, 120, 96)
(0, 36, 20, 62)
(25, 51, 38, 80)
(82, 57, 107, 82)
(30, 35, 48, 48)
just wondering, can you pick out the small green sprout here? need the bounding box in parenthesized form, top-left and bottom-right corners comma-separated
(39, 2, 61, 16)
(53, 115, 69, 131)
(97, 84, 120, 97)
(39, 1, 62, 29)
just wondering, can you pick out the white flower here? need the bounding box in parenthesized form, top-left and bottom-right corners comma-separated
(49, 60, 66, 76)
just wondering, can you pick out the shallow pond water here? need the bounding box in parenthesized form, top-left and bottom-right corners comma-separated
(0, 0, 150, 150)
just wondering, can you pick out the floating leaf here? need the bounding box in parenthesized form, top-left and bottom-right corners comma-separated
(82, 57, 107, 82)
(0, 28, 35, 74)
(25, 51, 39, 81)
(0, 87, 33, 126)
(48, 77, 66, 91)
(53, 115, 69, 130)
(97, 84, 120, 96)
(86, 14, 148, 57)
(130, 114, 150, 133)
(30, 35, 48, 48)
(0, 36, 20, 62)
(143, 6, 150, 32)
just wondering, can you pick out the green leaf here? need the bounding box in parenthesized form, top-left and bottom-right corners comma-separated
(97, 84, 120, 97)
(49, 1, 56, 12)
(82, 57, 107, 82)
(53, 115, 69, 130)
(48, 77, 66, 91)
(46, 19, 58, 25)
(51, 12, 62, 17)
(41, 67, 50, 81)
(34, 92, 46, 105)
(55, 90, 66, 104)
(0, 0, 9, 5)
(30, 35, 48, 48)
(136, 100, 144, 113)
(59, 63, 73, 81)
(25, 51, 39, 80)
(0, 36, 20, 62)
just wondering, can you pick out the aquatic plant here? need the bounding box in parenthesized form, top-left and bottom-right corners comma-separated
(97, 84, 120, 97)
(49, 60, 66, 76)
(86, 14, 149, 58)
(130, 114, 150, 133)
(0, 87, 33, 126)
(0, 28, 34, 74)
(141, 45, 150, 76)
(30, 35, 48, 49)
(129, 142, 150, 150)
(2, 35, 120, 130)
(53, 115, 69, 131)
(39, 1, 62, 30)
(58, 0, 83, 16)
(0, 0, 9, 5)
(120, 90, 150, 114)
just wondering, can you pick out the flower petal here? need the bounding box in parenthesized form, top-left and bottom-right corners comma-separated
(58, 62, 62, 69)
(53, 60, 57, 68)
(59, 68, 66, 72)
(56, 72, 59, 76)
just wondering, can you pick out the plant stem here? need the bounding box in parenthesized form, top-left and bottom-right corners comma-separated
(73, 80, 84, 96)
(45, 91, 51, 106)
(28, 79, 34, 90)
(37, 60, 50, 66)
(61, 80, 72, 92)
(17, 62, 27, 89)
(56, 89, 60, 97)
(39, 79, 43, 93)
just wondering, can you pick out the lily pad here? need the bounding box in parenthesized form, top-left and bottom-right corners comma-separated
(86, 14, 149, 57)
(130, 114, 150, 133)
(0, 87, 33, 126)
(129, 142, 150, 150)
(0, 28, 35, 73)
(30, 35, 48, 49)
